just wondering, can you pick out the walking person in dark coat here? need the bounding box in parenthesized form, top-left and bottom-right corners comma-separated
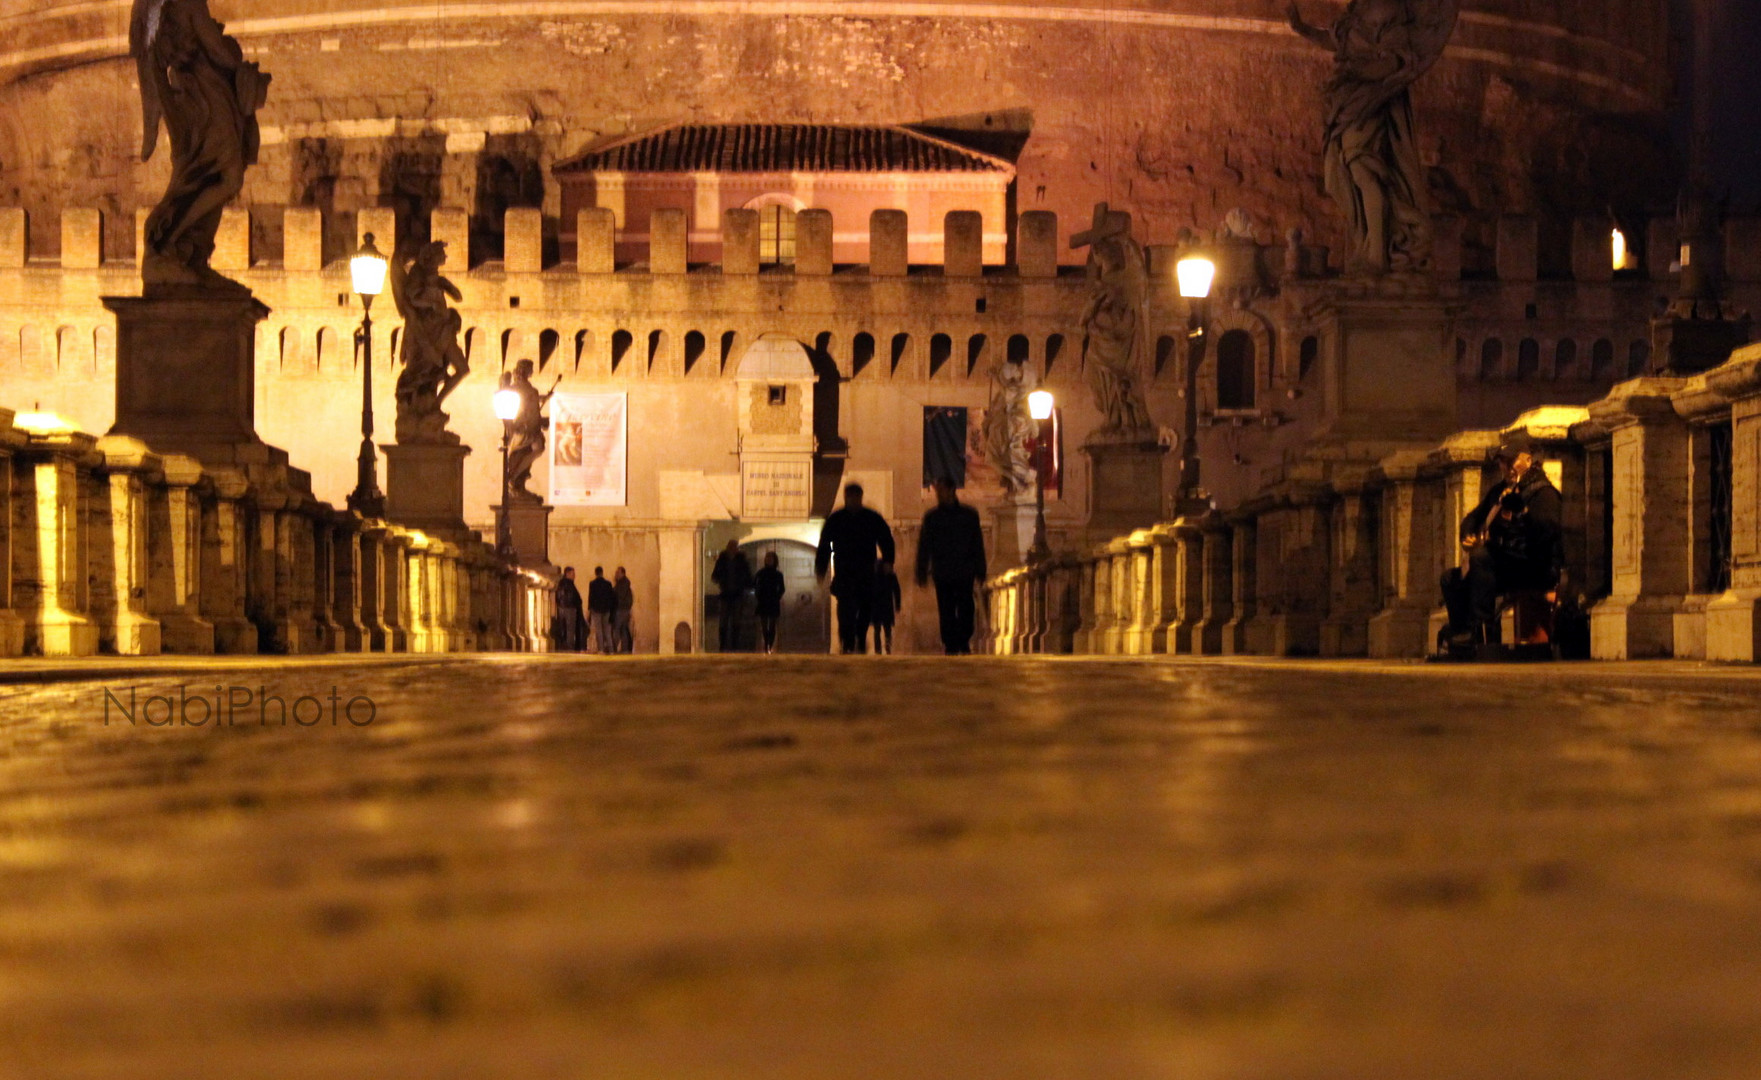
(1440, 433, 1564, 646)
(754, 551, 786, 655)
(915, 476, 988, 655)
(871, 559, 902, 655)
(553, 566, 585, 652)
(586, 565, 617, 654)
(711, 539, 753, 652)
(815, 483, 897, 654)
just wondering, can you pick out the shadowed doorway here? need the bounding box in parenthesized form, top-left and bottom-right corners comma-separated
(738, 539, 830, 654)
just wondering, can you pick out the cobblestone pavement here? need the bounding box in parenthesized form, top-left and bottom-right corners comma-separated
(3, 657, 1761, 1080)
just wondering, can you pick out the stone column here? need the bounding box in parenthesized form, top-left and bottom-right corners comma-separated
(327, 515, 366, 652)
(92, 436, 164, 655)
(1124, 529, 1164, 656)
(1042, 559, 1080, 654)
(1220, 513, 1256, 655)
(1319, 471, 1379, 658)
(146, 454, 213, 653)
(1367, 450, 1442, 658)
(1588, 380, 1693, 658)
(1424, 432, 1501, 648)
(1102, 539, 1133, 655)
(199, 469, 256, 653)
(357, 525, 391, 651)
(1196, 517, 1233, 655)
(657, 526, 703, 654)
(403, 536, 432, 654)
(1257, 485, 1330, 656)
(276, 505, 317, 654)
(0, 412, 24, 656)
(14, 429, 100, 656)
(379, 530, 410, 653)
(1165, 519, 1207, 655)
(1071, 555, 1099, 654)
(1705, 350, 1761, 660)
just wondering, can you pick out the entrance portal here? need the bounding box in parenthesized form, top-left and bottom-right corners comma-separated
(739, 539, 830, 654)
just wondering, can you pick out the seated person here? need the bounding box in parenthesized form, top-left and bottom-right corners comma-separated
(1440, 433, 1563, 647)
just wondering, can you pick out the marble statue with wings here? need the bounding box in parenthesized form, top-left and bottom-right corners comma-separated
(1288, 0, 1458, 275)
(130, 0, 271, 290)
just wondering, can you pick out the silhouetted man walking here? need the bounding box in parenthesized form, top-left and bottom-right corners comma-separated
(815, 483, 896, 654)
(916, 477, 987, 655)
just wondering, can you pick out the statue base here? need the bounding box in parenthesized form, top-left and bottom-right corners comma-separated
(384, 442, 472, 538)
(104, 290, 271, 464)
(1082, 436, 1168, 537)
(498, 502, 554, 570)
(991, 495, 1039, 571)
(1306, 282, 1458, 443)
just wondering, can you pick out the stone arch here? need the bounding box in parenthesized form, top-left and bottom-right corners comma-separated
(1204, 308, 1273, 408)
(610, 329, 634, 374)
(1554, 338, 1578, 380)
(93, 326, 114, 374)
(683, 329, 707, 375)
(720, 330, 740, 374)
(1216, 329, 1256, 410)
(1479, 338, 1504, 381)
(1153, 334, 1177, 378)
(279, 326, 302, 371)
(1517, 337, 1541, 380)
(890, 332, 912, 375)
(538, 328, 560, 372)
(852, 331, 877, 377)
(56, 325, 88, 373)
(1299, 334, 1320, 380)
(1007, 333, 1031, 366)
(18, 325, 44, 374)
(745, 193, 804, 267)
(1045, 333, 1065, 377)
(966, 333, 988, 376)
(0, 324, 18, 371)
(928, 333, 953, 378)
(1591, 338, 1614, 378)
(574, 329, 594, 372)
(647, 328, 668, 374)
(316, 327, 343, 373)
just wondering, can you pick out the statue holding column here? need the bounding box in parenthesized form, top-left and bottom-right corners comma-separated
(130, 0, 271, 291)
(389, 240, 471, 444)
(983, 359, 1039, 496)
(1287, 0, 1457, 275)
(1073, 203, 1155, 439)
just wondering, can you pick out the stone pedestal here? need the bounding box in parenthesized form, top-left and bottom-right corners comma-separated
(499, 502, 555, 571)
(104, 291, 271, 462)
(991, 497, 1038, 572)
(1308, 285, 1458, 444)
(385, 442, 472, 537)
(1082, 438, 1167, 538)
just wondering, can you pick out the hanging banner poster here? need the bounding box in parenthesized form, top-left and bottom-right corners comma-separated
(549, 391, 627, 506)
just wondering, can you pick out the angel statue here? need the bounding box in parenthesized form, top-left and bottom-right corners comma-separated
(500, 360, 559, 504)
(131, 0, 271, 291)
(389, 240, 471, 444)
(982, 360, 1038, 497)
(1072, 203, 1155, 438)
(1288, 0, 1458, 275)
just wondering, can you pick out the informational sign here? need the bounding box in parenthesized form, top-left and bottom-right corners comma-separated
(550, 391, 627, 506)
(742, 457, 813, 520)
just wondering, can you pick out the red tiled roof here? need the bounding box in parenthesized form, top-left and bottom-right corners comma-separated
(555, 124, 1013, 175)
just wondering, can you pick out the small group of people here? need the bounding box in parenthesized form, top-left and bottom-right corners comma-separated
(707, 477, 990, 656)
(1439, 433, 1565, 649)
(553, 565, 635, 653)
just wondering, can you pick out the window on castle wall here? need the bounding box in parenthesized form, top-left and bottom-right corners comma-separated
(853, 332, 877, 376)
(538, 329, 560, 372)
(756, 202, 797, 266)
(1480, 338, 1504, 381)
(1517, 338, 1540, 380)
(1591, 338, 1614, 379)
(720, 331, 739, 373)
(684, 330, 706, 375)
(1007, 334, 1030, 366)
(1628, 340, 1651, 378)
(967, 334, 987, 375)
(1154, 335, 1176, 377)
(1216, 329, 1256, 410)
(1045, 334, 1065, 375)
(575, 329, 593, 371)
(929, 333, 953, 377)
(1301, 335, 1320, 380)
(891, 333, 911, 374)
(1555, 339, 1578, 381)
(610, 329, 633, 373)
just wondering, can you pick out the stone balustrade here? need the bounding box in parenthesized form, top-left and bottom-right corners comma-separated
(987, 342, 1761, 662)
(0, 407, 554, 658)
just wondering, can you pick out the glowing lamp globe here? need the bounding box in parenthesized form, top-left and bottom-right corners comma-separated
(1028, 389, 1055, 421)
(350, 233, 389, 297)
(493, 386, 522, 421)
(1176, 255, 1216, 300)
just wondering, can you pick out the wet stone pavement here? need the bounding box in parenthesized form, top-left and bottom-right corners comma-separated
(3, 656, 1761, 1079)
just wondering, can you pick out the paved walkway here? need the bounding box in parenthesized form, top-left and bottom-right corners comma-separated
(3, 657, 1760, 1079)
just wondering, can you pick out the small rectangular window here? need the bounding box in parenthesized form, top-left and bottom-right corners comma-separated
(768, 385, 787, 405)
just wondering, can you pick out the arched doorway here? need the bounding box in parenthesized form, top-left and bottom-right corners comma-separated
(737, 539, 830, 654)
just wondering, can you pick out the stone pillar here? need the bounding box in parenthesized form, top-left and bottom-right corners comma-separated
(1121, 530, 1160, 656)
(14, 430, 100, 656)
(1071, 555, 1098, 654)
(1367, 450, 1442, 657)
(1220, 513, 1256, 654)
(61, 208, 102, 269)
(1319, 472, 1378, 658)
(991, 497, 1037, 573)
(0, 412, 24, 656)
(657, 526, 702, 654)
(1196, 517, 1233, 655)
(308, 512, 340, 652)
(432, 207, 470, 272)
(1704, 351, 1761, 660)
(402, 535, 431, 653)
(1424, 432, 1501, 647)
(1496, 215, 1538, 282)
(330, 515, 367, 651)
(1016, 211, 1058, 278)
(1589, 380, 1693, 658)
(198, 469, 255, 653)
(869, 209, 908, 276)
(1103, 538, 1133, 655)
(649, 208, 688, 274)
(796, 209, 833, 276)
(92, 436, 163, 655)
(385, 443, 472, 538)
(500, 502, 554, 572)
(358, 525, 392, 651)
(284, 207, 323, 272)
(722, 208, 759, 275)
(504, 208, 543, 274)
(145, 453, 213, 653)
(1259, 486, 1331, 656)
(1572, 217, 1615, 283)
(577, 208, 616, 274)
(0, 208, 26, 269)
(944, 211, 983, 277)
(380, 530, 410, 653)
(1083, 438, 1169, 539)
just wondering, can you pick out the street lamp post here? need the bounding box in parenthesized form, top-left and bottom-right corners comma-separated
(1027, 388, 1055, 563)
(346, 233, 389, 518)
(492, 379, 522, 556)
(1175, 253, 1217, 511)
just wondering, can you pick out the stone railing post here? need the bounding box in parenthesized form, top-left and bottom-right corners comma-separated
(357, 524, 392, 651)
(1588, 380, 1693, 658)
(329, 514, 367, 651)
(147, 454, 213, 653)
(1256, 483, 1330, 656)
(1165, 518, 1207, 655)
(1220, 511, 1257, 654)
(1367, 450, 1441, 657)
(308, 510, 340, 652)
(1319, 469, 1378, 658)
(1124, 529, 1165, 655)
(1102, 538, 1133, 655)
(13, 424, 99, 655)
(1071, 554, 1098, 654)
(92, 436, 164, 655)
(199, 469, 256, 653)
(1423, 431, 1502, 648)
(1704, 349, 1761, 660)
(402, 534, 432, 654)
(0, 412, 23, 655)
(1195, 516, 1233, 654)
(379, 530, 411, 652)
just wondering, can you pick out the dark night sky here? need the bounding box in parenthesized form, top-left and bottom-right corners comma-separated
(1680, 0, 1761, 206)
